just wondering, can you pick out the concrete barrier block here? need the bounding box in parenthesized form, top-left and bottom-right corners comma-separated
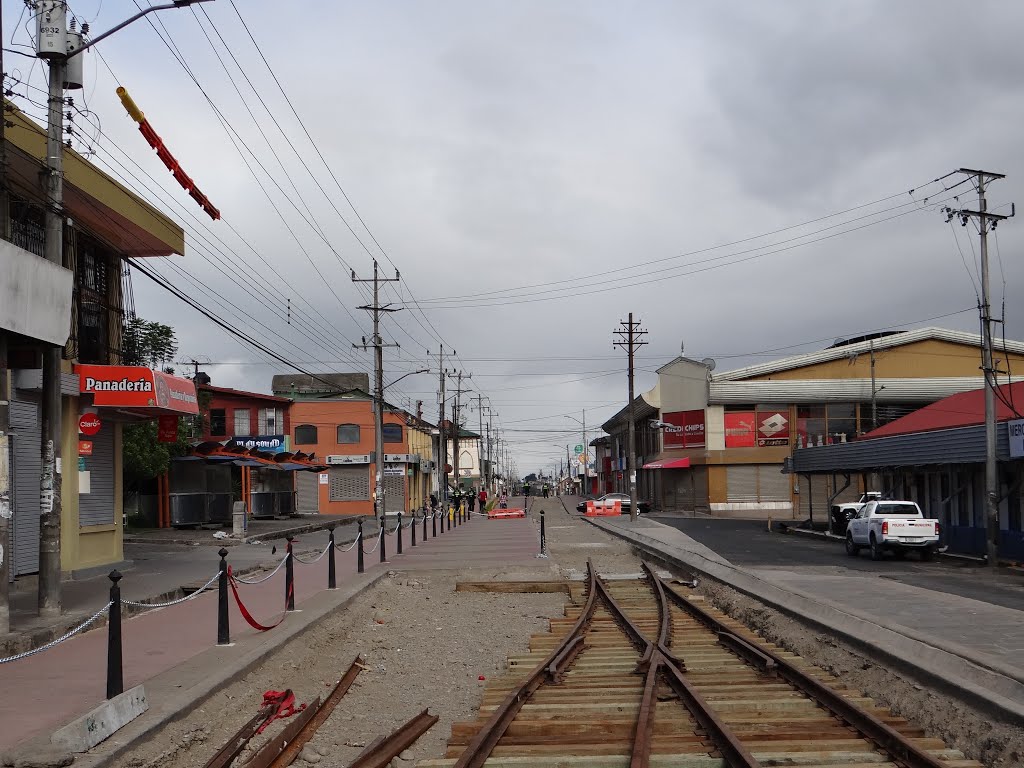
(50, 685, 148, 753)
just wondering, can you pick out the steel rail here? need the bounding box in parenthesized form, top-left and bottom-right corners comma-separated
(451, 561, 600, 768)
(243, 697, 322, 768)
(629, 564, 674, 768)
(203, 701, 278, 768)
(595, 566, 762, 768)
(346, 709, 439, 768)
(659, 574, 950, 768)
(267, 656, 365, 767)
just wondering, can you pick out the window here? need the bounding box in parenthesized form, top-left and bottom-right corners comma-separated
(210, 409, 227, 437)
(337, 424, 360, 444)
(259, 407, 284, 435)
(383, 423, 403, 443)
(233, 408, 251, 436)
(77, 302, 108, 364)
(827, 403, 856, 444)
(295, 424, 318, 445)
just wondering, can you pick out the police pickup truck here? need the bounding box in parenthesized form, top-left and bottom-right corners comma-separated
(845, 499, 940, 561)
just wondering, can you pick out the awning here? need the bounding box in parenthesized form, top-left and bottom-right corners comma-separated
(75, 364, 199, 415)
(643, 458, 691, 469)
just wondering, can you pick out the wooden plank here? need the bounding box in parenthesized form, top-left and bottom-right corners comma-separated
(456, 581, 572, 594)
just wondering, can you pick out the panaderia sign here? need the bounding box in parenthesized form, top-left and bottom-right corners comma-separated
(75, 365, 199, 414)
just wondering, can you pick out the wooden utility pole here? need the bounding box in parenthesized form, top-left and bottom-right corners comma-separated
(614, 313, 648, 521)
(945, 169, 1014, 570)
(352, 261, 400, 525)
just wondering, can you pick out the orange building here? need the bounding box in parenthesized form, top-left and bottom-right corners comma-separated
(275, 374, 419, 517)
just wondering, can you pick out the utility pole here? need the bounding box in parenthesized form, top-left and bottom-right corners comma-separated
(581, 408, 587, 495)
(352, 261, 400, 527)
(472, 395, 488, 492)
(870, 340, 878, 432)
(614, 313, 648, 521)
(945, 169, 1014, 571)
(485, 409, 493, 493)
(447, 371, 471, 492)
(0, 7, 10, 634)
(432, 346, 450, 505)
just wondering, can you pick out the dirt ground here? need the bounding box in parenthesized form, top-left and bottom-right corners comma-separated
(112, 498, 641, 768)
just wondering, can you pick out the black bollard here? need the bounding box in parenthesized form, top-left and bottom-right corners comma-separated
(447, 506, 452, 531)
(411, 511, 417, 547)
(432, 509, 437, 537)
(285, 536, 295, 611)
(540, 508, 546, 554)
(423, 508, 428, 541)
(217, 548, 230, 645)
(380, 517, 387, 563)
(106, 570, 124, 699)
(397, 511, 404, 555)
(327, 525, 337, 590)
(357, 519, 365, 574)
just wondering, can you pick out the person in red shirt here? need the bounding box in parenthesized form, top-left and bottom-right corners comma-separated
(478, 488, 488, 510)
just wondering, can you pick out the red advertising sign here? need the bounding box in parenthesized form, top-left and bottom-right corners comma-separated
(662, 410, 706, 448)
(756, 409, 790, 447)
(79, 413, 102, 436)
(76, 365, 199, 414)
(78, 440, 93, 457)
(724, 412, 756, 448)
(158, 415, 179, 443)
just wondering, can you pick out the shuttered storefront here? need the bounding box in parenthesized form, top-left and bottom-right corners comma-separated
(295, 471, 320, 513)
(10, 398, 40, 576)
(79, 426, 115, 526)
(383, 474, 407, 514)
(727, 464, 789, 503)
(329, 466, 369, 502)
(798, 474, 861, 518)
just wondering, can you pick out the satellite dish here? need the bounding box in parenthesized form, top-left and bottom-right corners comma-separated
(701, 357, 716, 371)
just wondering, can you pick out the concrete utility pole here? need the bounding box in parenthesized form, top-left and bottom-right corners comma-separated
(447, 371, 471, 492)
(0, 7, 11, 634)
(614, 313, 648, 522)
(433, 346, 449, 505)
(35, 0, 204, 617)
(352, 261, 400, 526)
(945, 169, 1014, 571)
(472, 394, 487, 491)
(870, 340, 878, 432)
(485, 408, 493, 492)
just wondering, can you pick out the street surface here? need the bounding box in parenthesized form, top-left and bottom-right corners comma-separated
(649, 516, 1024, 613)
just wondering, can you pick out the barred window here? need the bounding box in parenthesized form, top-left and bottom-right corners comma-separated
(295, 424, 318, 444)
(337, 424, 360, 444)
(329, 466, 369, 501)
(383, 423, 403, 444)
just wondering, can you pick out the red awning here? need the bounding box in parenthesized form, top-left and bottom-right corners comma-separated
(642, 458, 691, 469)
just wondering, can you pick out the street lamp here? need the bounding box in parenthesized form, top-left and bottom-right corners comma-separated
(33, 0, 212, 617)
(384, 368, 429, 390)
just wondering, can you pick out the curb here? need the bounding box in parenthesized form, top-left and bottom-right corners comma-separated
(13, 569, 389, 768)
(585, 516, 1024, 722)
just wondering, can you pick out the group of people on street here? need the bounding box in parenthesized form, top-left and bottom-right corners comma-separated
(428, 485, 508, 512)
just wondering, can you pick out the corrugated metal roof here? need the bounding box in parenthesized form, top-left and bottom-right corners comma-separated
(862, 380, 1024, 439)
(713, 327, 1019, 381)
(708, 376, 1022, 404)
(790, 422, 1009, 473)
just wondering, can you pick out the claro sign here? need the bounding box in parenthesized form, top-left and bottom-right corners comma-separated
(75, 365, 199, 414)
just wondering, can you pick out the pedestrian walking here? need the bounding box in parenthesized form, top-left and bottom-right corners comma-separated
(499, 491, 508, 509)
(429, 492, 438, 511)
(468, 493, 476, 513)
(478, 488, 488, 510)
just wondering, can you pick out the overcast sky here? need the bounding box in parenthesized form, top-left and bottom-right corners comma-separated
(7, 1, 1024, 477)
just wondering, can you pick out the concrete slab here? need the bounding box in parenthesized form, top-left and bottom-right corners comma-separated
(50, 686, 148, 753)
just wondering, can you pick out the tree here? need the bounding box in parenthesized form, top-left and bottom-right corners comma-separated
(122, 316, 178, 371)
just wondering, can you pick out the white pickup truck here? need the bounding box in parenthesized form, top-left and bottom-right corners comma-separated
(845, 500, 940, 561)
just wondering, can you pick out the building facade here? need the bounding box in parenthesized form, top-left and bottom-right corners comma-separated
(2, 102, 192, 577)
(632, 328, 1024, 519)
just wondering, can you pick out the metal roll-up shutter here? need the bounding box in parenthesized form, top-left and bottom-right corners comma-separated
(727, 465, 759, 503)
(329, 466, 369, 501)
(295, 471, 320, 513)
(799, 474, 828, 517)
(670, 470, 696, 511)
(693, 466, 710, 512)
(759, 464, 790, 501)
(10, 398, 40, 576)
(79, 426, 115, 526)
(383, 474, 406, 513)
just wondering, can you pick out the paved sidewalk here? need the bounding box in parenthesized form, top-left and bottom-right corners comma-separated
(0, 511, 539, 755)
(587, 513, 1024, 720)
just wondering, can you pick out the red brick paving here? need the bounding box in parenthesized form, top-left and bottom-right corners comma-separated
(0, 511, 539, 753)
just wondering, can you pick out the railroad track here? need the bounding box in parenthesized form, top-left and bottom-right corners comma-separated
(423, 561, 981, 768)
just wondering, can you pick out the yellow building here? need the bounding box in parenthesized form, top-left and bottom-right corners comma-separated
(1, 102, 189, 577)
(406, 416, 435, 512)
